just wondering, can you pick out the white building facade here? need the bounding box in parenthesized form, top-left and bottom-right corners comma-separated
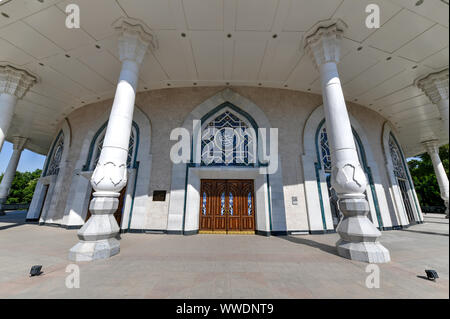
(0, 1, 448, 263)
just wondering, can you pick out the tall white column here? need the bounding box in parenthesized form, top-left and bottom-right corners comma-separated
(0, 66, 37, 151)
(304, 20, 390, 263)
(69, 19, 156, 261)
(416, 69, 449, 138)
(423, 140, 449, 218)
(0, 137, 27, 215)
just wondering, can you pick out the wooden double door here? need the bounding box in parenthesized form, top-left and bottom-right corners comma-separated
(199, 179, 255, 234)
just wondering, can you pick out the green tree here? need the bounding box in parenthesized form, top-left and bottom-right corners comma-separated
(408, 144, 449, 207)
(0, 169, 42, 204)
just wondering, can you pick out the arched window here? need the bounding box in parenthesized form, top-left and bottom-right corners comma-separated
(85, 122, 139, 171)
(201, 110, 256, 166)
(44, 131, 64, 176)
(316, 122, 382, 228)
(388, 133, 415, 223)
(318, 125, 363, 173)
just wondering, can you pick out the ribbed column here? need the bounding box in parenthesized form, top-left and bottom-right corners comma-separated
(415, 69, 449, 138)
(304, 20, 390, 263)
(0, 137, 27, 215)
(0, 66, 37, 151)
(69, 19, 156, 261)
(423, 140, 449, 218)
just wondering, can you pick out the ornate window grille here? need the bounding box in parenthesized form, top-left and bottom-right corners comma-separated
(201, 111, 255, 166)
(318, 126, 363, 172)
(389, 135, 408, 179)
(91, 127, 136, 170)
(389, 133, 415, 223)
(317, 124, 369, 226)
(46, 132, 64, 176)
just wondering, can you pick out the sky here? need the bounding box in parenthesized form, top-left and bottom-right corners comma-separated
(0, 141, 46, 175)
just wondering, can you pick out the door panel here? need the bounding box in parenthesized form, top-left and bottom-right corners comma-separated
(214, 181, 227, 232)
(199, 179, 255, 234)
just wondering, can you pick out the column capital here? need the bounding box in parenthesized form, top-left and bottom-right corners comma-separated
(422, 139, 440, 153)
(0, 65, 38, 99)
(303, 19, 347, 69)
(415, 69, 449, 104)
(11, 136, 27, 151)
(113, 18, 157, 65)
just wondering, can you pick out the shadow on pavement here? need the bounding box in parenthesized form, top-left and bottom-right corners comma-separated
(277, 235, 339, 257)
(401, 229, 449, 237)
(0, 211, 29, 231)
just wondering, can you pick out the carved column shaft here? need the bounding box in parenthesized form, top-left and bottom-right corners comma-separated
(0, 66, 37, 151)
(0, 137, 27, 214)
(423, 141, 449, 218)
(69, 19, 155, 261)
(304, 20, 390, 263)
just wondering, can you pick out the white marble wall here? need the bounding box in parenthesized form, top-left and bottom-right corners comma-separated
(31, 86, 412, 233)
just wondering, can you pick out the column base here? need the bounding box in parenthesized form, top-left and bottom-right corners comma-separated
(336, 239, 390, 263)
(69, 238, 120, 262)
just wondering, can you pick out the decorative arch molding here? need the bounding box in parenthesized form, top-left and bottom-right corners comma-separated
(61, 105, 152, 230)
(167, 89, 287, 235)
(382, 122, 423, 226)
(83, 120, 140, 171)
(301, 105, 393, 232)
(27, 119, 72, 223)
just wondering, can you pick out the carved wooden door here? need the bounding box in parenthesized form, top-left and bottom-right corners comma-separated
(199, 179, 255, 234)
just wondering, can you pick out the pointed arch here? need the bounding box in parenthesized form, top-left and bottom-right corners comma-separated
(61, 105, 152, 230)
(302, 105, 393, 233)
(382, 122, 423, 226)
(167, 89, 286, 235)
(83, 120, 140, 171)
(27, 119, 71, 223)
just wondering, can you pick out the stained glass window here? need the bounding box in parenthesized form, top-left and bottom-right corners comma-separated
(319, 127, 332, 172)
(46, 132, 64, 176)
(202, 192, 207, 215)
(220, 192, 225, 215)
(92, 128, 136, 170)
(248, 192, 252, 216)
(229, 192, 234, 216)
(201, 110, 255, 166)
(319, 125, 363, 172)
(389, 134, 407, 179)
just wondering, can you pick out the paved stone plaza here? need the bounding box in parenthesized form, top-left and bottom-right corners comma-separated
(0, 212, 448, 299)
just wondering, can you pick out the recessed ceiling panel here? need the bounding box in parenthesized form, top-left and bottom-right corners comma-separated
(365, 9, 434, 54)
(284, 0, 341, 32)
(57, 0, 125, 41)
(396, 25, 449, 62)
(117, 0, 176, 30)
(235, 0, 278, 31)
(24, 6, 95, 51)
(0, 21, 63, 59)
(183, 0, 223, 31)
